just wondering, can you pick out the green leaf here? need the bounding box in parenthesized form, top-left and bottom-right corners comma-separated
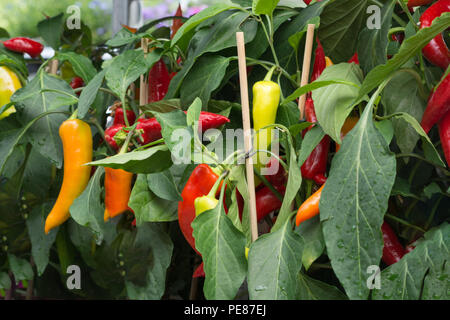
(171, 4, 238, 45)
(372, 223, 449, 300)
(128, 174, 178, 224)
(312, 63, 364, 143)
(318, 0, 368, 62)
(106, 28, 141, 47)
(319, 100, 396, 300)
(140, 99, 181, 116)
(69, 167, 106, 242)
(180, 55, 231, 106)
(77, 69, 106, 119)
(297, 125, 325, 166)
(0, 46, 28, 78)
(87, 145, 173, 174)
(105, 49, 161, 99)
(192, 199, 247, 300)
(7, 254, 34, 281)
(295, 216, 325, 270)
(382, 72, 426, 155)
(288, 17, 320, 52)
(374, 119, 394, 145)
(56, 52, 97, 83)
(357, 0, 395, 75)
(252, 0, 280, 15)
(0, 272, 11, 290)
(358, 12, 450, 101)
(26, 203, 58, 276)
(248, 219, 304, 299)
(147, 169, 182, 201)
(297, 272, 348, 300)
(421, 262, 449, 300)
(125, 223, 173, 300)
(37, 13, 64, 49)
(152, 109, 191, 154)
(186, 97, 202, 128)
(11, 71, 72, 167)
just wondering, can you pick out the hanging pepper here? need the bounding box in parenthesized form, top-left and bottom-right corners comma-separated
(264, 157, 288, 188)
(2, 37, 43, 58)
(45, 118, 93, 234)
(69, 76, 84, 96)
(113, 107, 136, 126)
(421, 72, 450, 133)
(311, 39, 326, 82)
(438, 109, 450, 167)
(295, 184, 325, 226)
(171, 4, 184, 39)
(335, 116, 359, 152)
(252, 66, 281, 169)
(419, 0, 450, 70)
(194, 173, 223, 216)
(348, 52, 359, 64)
(178, 164, 222, 254)
(301, 97, 330, 185)
(0, 66, 22, 120)
(237, 184, 286, 222)
(148, 59, 171, 103)
(381, 221, 406, 265)
(104, 108, 136, 151)
(104, 167, 134, 221)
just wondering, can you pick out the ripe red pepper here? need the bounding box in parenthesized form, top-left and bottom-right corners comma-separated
(113, 107, 136, 126)
(193, 262, 205, 278)
(105, 124, 125, 151)
(69, 76, 84, 93)
(301, 96, 330, 185)
(264, 157, 287, 188)
(237, 184, 285, 222)
(148, 59, 171, 103)
(178, 164, 221, 255)
(421, 72, 450, 133)
(303, 0, 322, 5)
(2, 37, 43, 58)
(381, 221, 406, 265)
(311, 39, 326, 82)
(171, 4, 184, 39)
(438, 109, 450, 167)
(408, 0, 434, 9)
(419, 0, 450, 70)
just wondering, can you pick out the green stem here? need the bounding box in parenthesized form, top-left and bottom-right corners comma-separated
(69, 109, 78, 120)
(264, 65, 277, 82)
(259, 15, 280, 67)
(134, 138, 164, 151)
(385, 213, 426, 233)
(396, 0, 417, 30)
(370, 0, 407, 27)
(207, 171, 229, 198)
(396, 153, 449, 173)
(118, 124, 137, 155)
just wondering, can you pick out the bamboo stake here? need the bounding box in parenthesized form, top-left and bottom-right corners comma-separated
(140, 38, 149, 106)
(47, 59, 59, 75)
(236, 32, 259, 242)
(298, 24, 315, 120)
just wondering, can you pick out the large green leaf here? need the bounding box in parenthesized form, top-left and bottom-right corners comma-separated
(77, 69, 106, 119)
(295, 216, 325, 270)
(358, 12, 450, 101)
(56, 52, 97, 83)
(147, 169, 182, 202)
(318, 0, 368, 62)
(37, 13, 64, 49)
(372, 223, 449, 300)
(357, 0, 395, 75)
(319, 98, 396, 300)
(11, 72, 73, 168)
(252, 0, 280, 15)
(192, 199, 247, 300)
(297, 272, 348, 300)
(26, 202, 58, 276)
(248, 219, 304, 300)
(421, 261, 449, 300)
(7, 254, 34, 281)
(312, 63, 364, 143)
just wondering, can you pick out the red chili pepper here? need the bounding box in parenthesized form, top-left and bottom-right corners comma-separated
(171, 4, 184, 39)
(419, 0, 450, 70)
(304, 0, 323, 5)
(113, 107, 136, 126)
(301, 96, 330, 185)
(70, 76, 84, 90)
(2, 37, 43, 58)
(192, 262, 205, 278)
(148, 59, 171, 103)
(178, 164, 221, 254)
(421, 72, 450, 134)
(105, 124, 126, 151)
(237, 184, 285, 222)
(348, 52, 359, 64)
(264, 157, 288, 188)
(391, 32, 405, 44)
(438, 109, 450, 167)
(381, 221, 406, 265)
(311, 39, 326, 83)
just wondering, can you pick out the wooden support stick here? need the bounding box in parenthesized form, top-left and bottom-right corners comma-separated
(236, 32, 259, 242)
(47, 59, 59, 75)
(140, 38, 149, 107)
(298, 24, 315, 120)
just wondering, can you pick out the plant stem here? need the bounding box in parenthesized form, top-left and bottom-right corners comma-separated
(385, 213, 426, 233)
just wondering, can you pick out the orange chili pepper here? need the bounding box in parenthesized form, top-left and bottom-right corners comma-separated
(104, 167, 134, 221)
(336, 116, 359, 152)
(45, 119, 93, 234)
(295, 184, 325, 226)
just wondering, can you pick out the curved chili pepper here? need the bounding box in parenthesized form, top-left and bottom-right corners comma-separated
(171, 4, 184, 39)
(70, 76, 84, 96)
(148, 59, 171, 103)
(381, 221, 406, 265)
(295, 184, 324, 226)
(45, 119, 93, 234)
(301, 97, 330, 185)
(336, 116, 359, 152)
(104, 167, 134, 221)
(421, 72, 450, 134)
(419, 0, 450, 70)
(0, 66, 22, 121)
(178, 164, 221, 254)
(2, 37, 43, 58)
(438, 109, 450, 167)
(311, 39, 326, 83)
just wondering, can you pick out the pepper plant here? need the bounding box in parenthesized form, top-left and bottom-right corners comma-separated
(0, 0, 449, 300)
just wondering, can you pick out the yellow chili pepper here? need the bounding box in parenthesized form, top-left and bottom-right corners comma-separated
(104, 167, 134, 221)
(252, 66, 281, 169)
(0, 66, 22, 120)
(45, 118, 93, 234)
